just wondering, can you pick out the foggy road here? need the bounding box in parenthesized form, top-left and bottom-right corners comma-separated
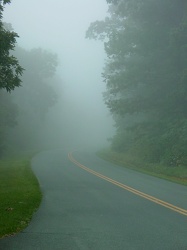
(0, 149, 187, 250)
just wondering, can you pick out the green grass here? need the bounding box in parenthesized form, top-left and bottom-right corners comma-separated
(97, 149, 187, 186)
(0, 155, 42, 238)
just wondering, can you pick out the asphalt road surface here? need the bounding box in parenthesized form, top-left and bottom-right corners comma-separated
(0, 149, 187, 250)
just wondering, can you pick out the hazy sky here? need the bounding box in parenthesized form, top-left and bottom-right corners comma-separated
(3, 0, 114, 148)
(3, 0, 108, 90)
(3, 0, 108, 48)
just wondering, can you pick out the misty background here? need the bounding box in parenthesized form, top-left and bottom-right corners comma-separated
(3, 0, 114, 151)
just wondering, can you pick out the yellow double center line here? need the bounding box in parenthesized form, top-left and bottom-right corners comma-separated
(68, 152, 187, 217)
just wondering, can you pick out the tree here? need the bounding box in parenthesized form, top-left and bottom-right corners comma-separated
(12, 47, 58, 118)
(0, 90, 17, 155)
(7, 47, 59, 150)
(0, 0, 23, 155)
(0, 0, 23, 91)
(87, 0, 187, 166)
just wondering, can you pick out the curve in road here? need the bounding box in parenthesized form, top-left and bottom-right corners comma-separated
(0, 149, 187, 250)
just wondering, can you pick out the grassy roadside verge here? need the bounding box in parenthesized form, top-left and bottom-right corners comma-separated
(97, 149, 187, 186)
(0, 154, 42, 238)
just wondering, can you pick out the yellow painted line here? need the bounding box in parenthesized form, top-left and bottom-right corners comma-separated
(68, 152, 187, 217)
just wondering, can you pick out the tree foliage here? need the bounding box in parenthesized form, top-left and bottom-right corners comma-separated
(7, 47, 59, 150)
(0, 90, 17, 155)
(87, 0, 187, 166)
(13, 47, 58, 118)
(0, 1, 23, 155)
(0, 1, 23, 91)
(0, 44, 59, 154)
(0, 1, 60, 155)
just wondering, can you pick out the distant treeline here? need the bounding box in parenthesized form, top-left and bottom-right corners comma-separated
(0, 45, 60, 154)
(87, 0, 187, 167)
(0, 1, 60, 155)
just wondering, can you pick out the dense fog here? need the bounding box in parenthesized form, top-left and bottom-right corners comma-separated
(3, 0, 114, 152)
(3, 0, 187, 167)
